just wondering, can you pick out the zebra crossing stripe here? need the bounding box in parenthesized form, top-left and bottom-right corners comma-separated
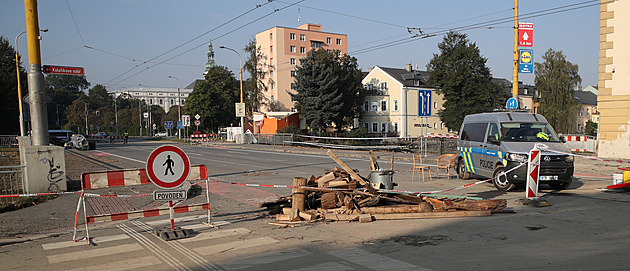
(64, 255, 161, 271)
(42, 234, 129, 250)
(194, 237, 279, 256)
(178, 228, 252, 243)
(47, 243, 143, 264)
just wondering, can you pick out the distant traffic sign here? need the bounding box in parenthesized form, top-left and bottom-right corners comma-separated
(519, 49, 534, 73)
(518, 22, 533, 47)
(42, 65, 85, 75)
(146, 145, 190, 189)
(194, 120, 201, 127)
(182, 115, 191, 127)
(235, 103, 245, 117)
(418, 90, 432, 117)
(164, 121, 173, 129)
(153, 190, 187, 201)
(506, 98, 518, 109)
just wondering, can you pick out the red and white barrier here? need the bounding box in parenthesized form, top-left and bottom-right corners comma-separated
(86, 202, 209, 224)
(526, 148, 541, 199)
(190, 134, 209, 143)
(425, 133, 458, 139)
(81, 165, 207, 190)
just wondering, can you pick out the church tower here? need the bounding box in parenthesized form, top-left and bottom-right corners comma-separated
(204, 38, 217, 75)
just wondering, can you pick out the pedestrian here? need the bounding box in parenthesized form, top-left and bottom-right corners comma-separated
(123, 131, 129, 144)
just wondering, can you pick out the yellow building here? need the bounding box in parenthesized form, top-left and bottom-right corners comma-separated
(597, 0, 630, 159)
(256, 24, 348, 112)
(361, 65, 449, 137)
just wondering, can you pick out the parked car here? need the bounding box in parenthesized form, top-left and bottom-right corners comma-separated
(89, 132, 108, 138)
(155, 132, 168, 137)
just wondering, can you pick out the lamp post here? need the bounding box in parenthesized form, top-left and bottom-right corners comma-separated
(15, 28, 47, 136)
(219, 45, 245, 143)
(168, 75, 181, 139)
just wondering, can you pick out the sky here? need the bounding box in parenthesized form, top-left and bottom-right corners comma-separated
(1, 0, 600, 93)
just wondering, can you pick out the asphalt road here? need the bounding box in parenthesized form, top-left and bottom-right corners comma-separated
(2, 140, 630, 270)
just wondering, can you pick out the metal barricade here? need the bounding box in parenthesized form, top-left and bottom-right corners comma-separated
(0, 135, 19, 148)
(0, 166, 25, 203)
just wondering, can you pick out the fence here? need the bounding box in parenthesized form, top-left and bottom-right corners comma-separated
(0, 135, 18, 148)
(0, 166, 25, 203)
(560, 134, 597, 153)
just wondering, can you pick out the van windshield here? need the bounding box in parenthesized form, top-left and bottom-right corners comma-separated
(501, 122, 560, 142)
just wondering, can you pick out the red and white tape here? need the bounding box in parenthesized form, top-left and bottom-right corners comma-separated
(425, 133, 458, 139)
(547, 149, 630, 164)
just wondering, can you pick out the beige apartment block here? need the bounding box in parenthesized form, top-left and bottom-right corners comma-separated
(361, 65, 449, 138)
(256, 23, 347, 112)
(597, 0, 630, 159)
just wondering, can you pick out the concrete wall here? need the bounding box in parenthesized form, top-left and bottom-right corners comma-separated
(18, 137, 67, 193)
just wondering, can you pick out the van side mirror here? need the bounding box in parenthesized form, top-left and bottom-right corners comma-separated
(560, 136, 566, 143)
(487, 135, 500, 145)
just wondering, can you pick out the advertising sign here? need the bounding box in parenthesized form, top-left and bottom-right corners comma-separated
(518, 22, 534, 47)
(519, 49, 534, 73)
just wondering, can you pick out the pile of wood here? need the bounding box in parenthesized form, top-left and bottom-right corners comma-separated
(261, 150, 509, 224)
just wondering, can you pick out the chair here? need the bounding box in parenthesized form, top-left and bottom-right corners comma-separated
(436, 154, 458, 179)
(412, 154, 432, 182)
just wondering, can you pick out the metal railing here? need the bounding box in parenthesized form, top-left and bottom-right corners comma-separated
(0, 135, 19, 148)
(0, 165, 25, 203)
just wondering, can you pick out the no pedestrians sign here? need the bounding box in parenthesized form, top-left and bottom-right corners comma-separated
(146, 145, 190, 189)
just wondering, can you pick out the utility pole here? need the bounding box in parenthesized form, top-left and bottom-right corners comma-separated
(512, 0, 519, 106)
(24, 0, 49, 145)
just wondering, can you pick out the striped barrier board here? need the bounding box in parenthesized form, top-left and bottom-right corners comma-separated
(190, 134, 209, 143)
(425, 133, 458, 138)
(87, 202, 209, 224)
(81, 165, 208, 189)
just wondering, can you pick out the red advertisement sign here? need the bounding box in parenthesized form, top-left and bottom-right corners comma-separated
(518, 22, 533, 47)
(42, 65, 85, 76)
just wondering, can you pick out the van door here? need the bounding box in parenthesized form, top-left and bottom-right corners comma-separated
(481, 123, 502, 175)
(458, 122, 487, 176)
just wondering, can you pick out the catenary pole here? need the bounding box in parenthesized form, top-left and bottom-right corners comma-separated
(24, 0, 49, 145)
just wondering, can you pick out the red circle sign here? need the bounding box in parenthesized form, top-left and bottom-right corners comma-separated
(146, 145, 190, 189)
(194, 120, 201, 126)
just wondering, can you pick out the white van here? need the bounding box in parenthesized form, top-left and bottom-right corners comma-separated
(456, 112, 574, 191)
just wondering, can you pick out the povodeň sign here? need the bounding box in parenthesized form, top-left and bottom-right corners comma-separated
(146, 145, 190, 189)
(42, 65, 85, 76)
(153, 190, 187, 201)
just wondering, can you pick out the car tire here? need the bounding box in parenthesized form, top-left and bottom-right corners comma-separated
(492, 166, 515, 191)
(548, 178, 573, 190)
(457, 159, 470, 180)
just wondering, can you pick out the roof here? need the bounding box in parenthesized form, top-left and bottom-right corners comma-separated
(377, 66, 433, 88)
(185, 79, 204, 89)
(574, 90, 597, 105)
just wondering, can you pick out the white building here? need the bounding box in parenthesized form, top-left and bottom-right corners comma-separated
(115, 86, 193, 113)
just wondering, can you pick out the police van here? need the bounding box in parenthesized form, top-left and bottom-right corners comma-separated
(456, 112, 574, 191)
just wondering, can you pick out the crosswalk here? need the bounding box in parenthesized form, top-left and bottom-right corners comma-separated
(40, 215, 430, 270)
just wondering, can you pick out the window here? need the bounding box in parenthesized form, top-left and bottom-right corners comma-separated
(381, 123, 389, 133)
(270, 70, 274, 77)
(381, 100, 388, 112)
(393, 122, 399, 132)
(149, 99, 153, 104)
(365, 83, 374, 91)
(393, 100, 399, 112)
(326, 37, 331, 44)
(159, 99, 163, 104)
(290, 33, 296, 40)
(336, 38, 342, 45)
(300, 34, 305, 41)
(379, 82, 388, 90)
(271, 82, 274, 90)
(372, 123, 379, 133)
(170, 99, 174, 104)
(300, 46, 305, 53)
(487, 123, 499, 143)
(270, 58, 274, 65)
(363, 123, 369, 130)
(363, 101, 369, 112)
(270, 33, 273, 40)
(290, 58, 296, 65)
(311, 41, 322, 48)
(371, 101, 379, 112)
(441, 123, 444, 130)
(291, 83, 296, 90)
(433, 101, 438, 109)
(460, 123, 487, 142)
(433, 122, 437, 129)
(291, 70, 296, 77)
(270, 46, 273, 53)
(290, 46, 295, 53)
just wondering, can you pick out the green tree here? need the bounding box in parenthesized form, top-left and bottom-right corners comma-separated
(426, 31, 504, 132)
(243, 39, 272, 112)
(585, 120, 597, 136)
(535, 48, 581, 133)
(184, 66, 238, 133)
(291, 49, 364, 132)
(45, 74, 90, 129)
(0, 36, 27, 134)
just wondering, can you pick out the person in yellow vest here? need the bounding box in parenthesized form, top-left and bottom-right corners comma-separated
(536, 131, 550, 141)
(123, 131, 129, 144)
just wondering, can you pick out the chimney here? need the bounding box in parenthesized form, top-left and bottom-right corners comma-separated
(405, 64, 412, 72)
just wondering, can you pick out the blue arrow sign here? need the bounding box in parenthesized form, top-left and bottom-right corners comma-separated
(506, 98, 518, 109)
(418, 90, 432, 117)
(177, 121, 183, 129)
(164, 121, 173, 129)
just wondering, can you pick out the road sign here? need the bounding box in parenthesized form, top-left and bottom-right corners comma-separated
(153, 190, 187, 201)
(165, 121, 173, 129)
(182, 115, 191, 127)
(42, 65, 85, 75)
(518, 22, 533, 47)
(194, 120, 201, 127)
(146, 145, 190, 189)
(506, 98, 518, 109)
(519, 49, 533, 73)
(418, 90, 432, 117)
(195, 114, 201, 120)
(235, 103, 245, 117)
(177, 121, 183, 129)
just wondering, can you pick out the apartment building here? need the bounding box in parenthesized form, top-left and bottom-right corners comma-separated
(115, 86, 192, 113)
(256, 23, 348, 112)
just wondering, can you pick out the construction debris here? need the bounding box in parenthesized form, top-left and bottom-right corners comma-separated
(261, 150, 509, 224)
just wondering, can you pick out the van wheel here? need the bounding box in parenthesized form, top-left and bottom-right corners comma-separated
(548, 179, 573, 190)
(457, 159, 470, 180)
(492, 166, 515, 191)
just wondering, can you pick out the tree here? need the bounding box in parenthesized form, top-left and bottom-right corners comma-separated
(0, 36, 27, 134)
(535, 48, 581, 133)
(291, 49, 365, 132)
(243, 39, 272, 112)
(45, 74, 90, 129)
(426, 31, 504, 132)
(585, 120, 597, 136)
(184, 66, 238, 133)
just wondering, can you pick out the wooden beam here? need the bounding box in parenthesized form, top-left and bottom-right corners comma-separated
(324, 210, 492, 221)
(326, 150, 375, 193)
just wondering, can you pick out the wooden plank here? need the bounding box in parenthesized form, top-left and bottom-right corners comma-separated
(317, 172, 337, 187)
(324, 210, 492, 221)
(326, 150, 374, 193)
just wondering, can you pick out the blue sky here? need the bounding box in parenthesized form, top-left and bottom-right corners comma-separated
(1, 0, 600, 92)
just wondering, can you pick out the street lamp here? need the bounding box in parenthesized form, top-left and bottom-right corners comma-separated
(15, 28, 48, 136)
(219, 45, 245, 143)
(167, 75, 181, 139)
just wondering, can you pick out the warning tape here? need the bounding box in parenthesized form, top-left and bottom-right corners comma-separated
(545, 149, 630, 164)
(0, 191, 81, 198)
(209, 179, 354, 191)
(83, 193, 151, 198)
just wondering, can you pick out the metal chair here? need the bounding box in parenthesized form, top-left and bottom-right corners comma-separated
(436, 154, 458, 179)
(412, 154, 432, 182)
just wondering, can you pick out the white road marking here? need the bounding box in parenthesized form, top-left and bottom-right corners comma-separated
(290, 261, 353, 271)
(65, 255, 161, 271)
(42, 234, 129, 250)
(118, 223, 190, 271)
(194, 236, 279, 255)
(145, 215, 229, 227)
(332, 248, 431, 271)
(47, 243, 143, 264)
(178, 228, 252, 243)
(96, 151, 145, 164)
(219, 248, 313, 270)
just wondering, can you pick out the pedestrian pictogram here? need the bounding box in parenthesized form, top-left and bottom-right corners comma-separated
(146, 145, 190, 189)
